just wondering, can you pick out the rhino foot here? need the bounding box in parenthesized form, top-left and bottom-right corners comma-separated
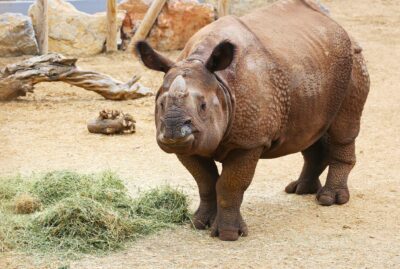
(316, 186, 350, 206)
(285, 178, 322, 194)
(210, 213, 248, 241)
(192, 203, 217, 230)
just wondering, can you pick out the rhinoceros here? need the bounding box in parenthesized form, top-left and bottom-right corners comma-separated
(135, 0, 370, 241)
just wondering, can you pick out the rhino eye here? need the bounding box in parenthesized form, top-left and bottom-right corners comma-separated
(160, 102, 164, 110)
(200, 102, 207, 111)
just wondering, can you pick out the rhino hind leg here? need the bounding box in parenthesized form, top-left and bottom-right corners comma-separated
(317, 53, 370, 206)
(316, 139, 355, 206)
(317, 118, 359, 206)
(285, 135, 329, 195)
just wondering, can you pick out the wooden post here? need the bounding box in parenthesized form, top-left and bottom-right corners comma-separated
(218, 0, 231, 17)
(36, 0, 48, 54)
(106, 0, 118, 52)
(129, 0, 167, 50)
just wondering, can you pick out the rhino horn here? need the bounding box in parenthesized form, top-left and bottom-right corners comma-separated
(169, 75, 188, 97)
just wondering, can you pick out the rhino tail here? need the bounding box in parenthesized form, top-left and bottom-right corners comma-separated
(349, 35, 363, 54)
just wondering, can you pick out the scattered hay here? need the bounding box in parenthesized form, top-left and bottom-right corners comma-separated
(0, 212, 29, 252)
(31, 196, 134, 252)
(14, 193, 42, 214)
(0, 174, 27, 201)
(134, 186, 190, 224)
(0, 171, 191, 257)
(0, 228, 11, 252)
(0, 217, 11, 252)
(31, 171, 92, 205)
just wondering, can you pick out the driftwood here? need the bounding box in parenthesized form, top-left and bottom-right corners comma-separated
(87, 109, 136, 134)
(0, 53, 152, 101)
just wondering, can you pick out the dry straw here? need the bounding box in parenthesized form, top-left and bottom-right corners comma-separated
(0, 171, 191, 257)
(14, 193, 42, 214)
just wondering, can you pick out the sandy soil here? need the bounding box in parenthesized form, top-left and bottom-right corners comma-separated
(1, 0, 399, 268)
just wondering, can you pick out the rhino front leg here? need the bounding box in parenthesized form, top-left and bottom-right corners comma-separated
(211, 147, 263, 241)
(177, 155, 219, 229)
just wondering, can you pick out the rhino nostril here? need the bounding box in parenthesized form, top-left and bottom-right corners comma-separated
(184, 119, 192, 125)
(180, 124, 192, 137)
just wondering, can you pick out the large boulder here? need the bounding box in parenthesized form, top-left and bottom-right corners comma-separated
(0, 13, 39, 57)
(29, 0, 124, 56)
(119, 0, 215, 51)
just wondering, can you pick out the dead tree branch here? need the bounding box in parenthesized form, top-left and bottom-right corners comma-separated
(0, 53, 152, 101)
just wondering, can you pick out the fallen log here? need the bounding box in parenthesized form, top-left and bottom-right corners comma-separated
(87, 109, 136, 134)
(0, 53, 152, 101)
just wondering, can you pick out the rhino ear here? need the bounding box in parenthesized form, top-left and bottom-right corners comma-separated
(205, 41, 236, 73)
(135, 41, 174, 73)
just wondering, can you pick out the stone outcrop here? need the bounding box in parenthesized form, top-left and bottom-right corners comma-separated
(29, 0, 124, 56)
(119, 0, 216, 51)
(0, 13, 39, 57)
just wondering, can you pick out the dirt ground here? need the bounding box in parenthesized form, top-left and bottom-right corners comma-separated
(1, 0, 399, 268)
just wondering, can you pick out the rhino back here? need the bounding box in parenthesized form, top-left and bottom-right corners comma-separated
(179, 0, 353, 159)
(238, 0, 353, 156)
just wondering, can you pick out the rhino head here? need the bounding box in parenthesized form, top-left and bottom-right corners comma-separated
(135, 41, 235, 156)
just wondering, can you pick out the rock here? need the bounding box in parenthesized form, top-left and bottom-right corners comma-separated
(0, 13, 39, 57)
(28, 0, 124, 56)
(119, 0, 215, 51)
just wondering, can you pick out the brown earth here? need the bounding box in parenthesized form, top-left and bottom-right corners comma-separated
(0, 0, 399, 268)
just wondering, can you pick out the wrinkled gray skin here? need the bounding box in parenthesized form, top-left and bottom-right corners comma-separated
(135, 0, 370, 241)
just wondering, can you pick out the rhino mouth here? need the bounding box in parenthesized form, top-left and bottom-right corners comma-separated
(157, 133, 195, 153)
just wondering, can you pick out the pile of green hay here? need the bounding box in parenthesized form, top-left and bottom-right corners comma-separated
(0, 171, 190, 256)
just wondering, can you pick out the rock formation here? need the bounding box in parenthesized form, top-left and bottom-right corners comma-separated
(0, 13, 39, 57)
(119, 0, 215, 51)
(29, 0, 124, 56)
